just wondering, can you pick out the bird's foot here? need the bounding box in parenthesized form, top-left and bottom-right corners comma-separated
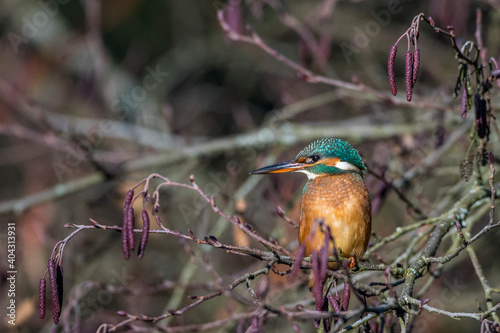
(348, 257, 356, 269)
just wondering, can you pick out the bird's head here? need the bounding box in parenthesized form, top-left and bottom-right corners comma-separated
(250, 138, 366, 179)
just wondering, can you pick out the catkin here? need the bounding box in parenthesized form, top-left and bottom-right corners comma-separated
(127, 207, 135, 251)
(138, 210, 150, 259)
(412, 48, 420, 88)
(475, 93, 487, 138)
(405, 51, 413, 102)
(48, 259, 60, 324)
(461, 85, 468, 119)
(388, 45, 398, 96)
(39, 278, 46, 319)
(122, 209, 130, 260)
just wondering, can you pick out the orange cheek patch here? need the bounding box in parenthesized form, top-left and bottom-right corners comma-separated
(316, 157, 340, 167)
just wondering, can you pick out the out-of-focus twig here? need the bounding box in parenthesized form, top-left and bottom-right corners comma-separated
(0, 173, 105, 215)
(217, 9, 452, 111)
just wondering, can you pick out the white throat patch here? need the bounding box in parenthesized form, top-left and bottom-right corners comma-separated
(295, 169, 318, 180)
(334, 161, 361, 172)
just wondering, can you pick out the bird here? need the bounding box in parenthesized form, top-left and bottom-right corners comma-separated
(250, 138, 372, 272)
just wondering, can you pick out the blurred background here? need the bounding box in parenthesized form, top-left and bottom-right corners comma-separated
(0, 0, 499, 332)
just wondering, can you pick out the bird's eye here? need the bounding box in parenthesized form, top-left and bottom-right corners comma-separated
(306, 155, 320, 164)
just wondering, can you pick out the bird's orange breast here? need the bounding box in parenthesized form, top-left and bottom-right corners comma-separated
(298, 173, 371, 261)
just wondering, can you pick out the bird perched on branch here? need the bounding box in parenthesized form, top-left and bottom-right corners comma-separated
(250, 138, 371, 273)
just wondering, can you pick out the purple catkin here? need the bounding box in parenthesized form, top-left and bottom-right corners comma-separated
(127, 207, 135, 251)
(39, 278, 46, 319)
(388, 45, 398, 96)
(412, 48, 420, 88)
(289, 244, 305, 280)
(122, 209, 130, 260)
(48, 259, 60, 324)
(321, 294, 331, 331)
(405, 51, 413, 102)
(311, 251, 323, 310)
(318, 231, 329, 282)
(475, 93, 487, 138)
(328, 293, 341, 313)
(122, 191, 134, 260)
(312, 252, 322, 331)
(461, 85, 468, 119)
(138, 210, 150, 259)
(124, 189, 134, 208)
(56, 265, 63, 312)
(341, 281, 351, 311)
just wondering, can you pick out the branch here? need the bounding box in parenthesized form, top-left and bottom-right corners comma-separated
(216, 9, 451, 111)
(399, 185, 489, 305)
(405, 296, 500, 321)
(0, 173, 106, 215)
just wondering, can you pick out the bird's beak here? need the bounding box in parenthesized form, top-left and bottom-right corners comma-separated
(250, 160, 305, 174)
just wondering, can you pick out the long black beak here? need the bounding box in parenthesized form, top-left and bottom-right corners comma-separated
(249, 160, 306, 174)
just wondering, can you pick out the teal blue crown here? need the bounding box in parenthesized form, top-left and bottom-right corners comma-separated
(296, 138, 366, 174)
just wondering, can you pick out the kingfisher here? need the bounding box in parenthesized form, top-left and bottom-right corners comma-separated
(250, 138, 372, 270)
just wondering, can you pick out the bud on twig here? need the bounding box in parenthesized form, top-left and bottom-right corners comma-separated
(204, 235, 222, 247)
(244, 223, 255, 232)
(420, 298, 430, 308)
(412, 48, 420, 88)
(188, 229, 197, 241)
(138, 210, 150, 259)
(117, 310, 127, 317)
(154, 214, 164, 228)
(276, 206, 285, 218)
(88, 218, 97, 227)
(388, 45, 398, 95)
(405, 51, 413, 102)
(39, 278, 46, 319)
(455, 220, 466, 244)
